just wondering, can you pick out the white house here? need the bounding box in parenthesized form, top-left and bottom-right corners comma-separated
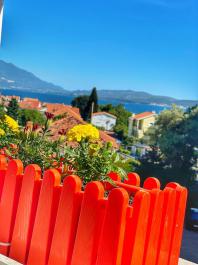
(91, 112, 117, 131)
(0, 0, 3, 45)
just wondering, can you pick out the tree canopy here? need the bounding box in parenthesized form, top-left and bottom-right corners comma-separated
(7, 98, 20, 120)
(19, 109, 46, 126)
(84, 87, 99, 120)
(99, 104, 131, 140)
(71, 87, 99, 121)
(71, 95, 89, 120)
(138, 105, 198, 187)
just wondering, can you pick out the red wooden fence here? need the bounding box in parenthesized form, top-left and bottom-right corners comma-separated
(0, 155, 187, 265)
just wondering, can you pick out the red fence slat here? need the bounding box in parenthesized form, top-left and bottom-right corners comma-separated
(27, 169, 61, 265)
(0, 155, 7, 201)
(166, 183, 188, 265)
(48, 175, 83, 265)
(71, 181, 105, 265)
(142, 189, 164, 265)
(122, 190, 150, 265)
(96, 188, 129, 265)
(124, 172, 140, 186)
(155, 187, 177, 265)
(9, 164, 42, 264)
(143, 177, 161, 190)
(0, 160, 23, 255)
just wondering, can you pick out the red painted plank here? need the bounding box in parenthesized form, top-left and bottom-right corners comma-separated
(122, 190, 150, 265)
(48, 175, 83, 265)
(71, 181, 105, 265)
(155, 187, 177, 265)
(124, 172, 140, 186)
(96, 188, 129, 265)
(142, 189, 164, 265)
(143, 177, 161, 190)
(166, 183, 188, 265)
(9, 164, 42, 264)
(0, 155, 7, 201)
(27, 169, 61, 265)
(0, 160, 23, 255)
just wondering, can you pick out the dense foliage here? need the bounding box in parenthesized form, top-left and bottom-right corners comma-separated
(71, 87, 98, 121)
(71, 95, 89, 120)
(2, 98, 46, 126)
(62, 124, 137, 184)
(137, 105, 198, 187)
(0, 105, 136, 184)
(7, 98, 20, 120)
(84, 87, 98, 120)
(19, 109, 46, 126)
(99, 104, 131, 139)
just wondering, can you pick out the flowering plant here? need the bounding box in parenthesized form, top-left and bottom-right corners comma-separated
(62, 124, 136, 184)
(0, 111, 138, 184)
(0, 114, 19, 150)
(0, 112, 61, 170)
(0, 114, 19, 134)
(67, 124, 99, 142)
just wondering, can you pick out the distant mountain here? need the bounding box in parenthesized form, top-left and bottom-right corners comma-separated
(0, 60, 68, 94)
(71, 90, 198, 107)
(0, 60, 197, 107)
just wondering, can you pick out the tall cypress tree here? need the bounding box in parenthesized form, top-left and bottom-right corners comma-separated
(84, 87, 98, 121)
(7, 98, 19, 120)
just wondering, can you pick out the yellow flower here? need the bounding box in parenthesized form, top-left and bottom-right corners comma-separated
(0, 128, 5, 136)
(67, 124, 100, 142)
(4, 115, 19, 132)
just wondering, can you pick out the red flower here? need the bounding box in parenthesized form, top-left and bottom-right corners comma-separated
(58, 129, 67, 135)
(32, 123, 39, 131)
(45, 112, 54, 120)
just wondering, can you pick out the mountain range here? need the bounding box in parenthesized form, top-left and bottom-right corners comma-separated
(0, 60, 197, 107)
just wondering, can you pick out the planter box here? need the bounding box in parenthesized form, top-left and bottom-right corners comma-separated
(0, 157, 188, 265)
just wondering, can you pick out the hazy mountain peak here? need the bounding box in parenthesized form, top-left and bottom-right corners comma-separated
(0, 60, 65, 93)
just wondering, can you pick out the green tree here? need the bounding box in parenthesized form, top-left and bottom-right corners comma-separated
(84, 87, 99, 120)
(137, 105, 198, 187)
(19, 109, 46, 126)
(7, 99, 20, 120)
(89, 87, 98, 113)
(71, 88, 99, 121)
(100, 104, 131, 140)
(71, 95, 89, 120)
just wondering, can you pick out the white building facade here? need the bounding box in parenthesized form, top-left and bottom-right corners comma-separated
(91, 112, 117, 131)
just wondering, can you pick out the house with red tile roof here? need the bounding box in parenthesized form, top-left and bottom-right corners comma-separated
(128, 111, 156, 138)
(19, 98, 41, 110)
(0, 95, 21, 106)
(46, 104, 119, 148)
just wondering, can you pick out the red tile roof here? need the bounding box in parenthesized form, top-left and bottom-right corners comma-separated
(92, 112, 117, 119)
(23, 97, 40, 102)
(46, 103, 83, 122)
(99, 130, 119, 148)
(133, 111, 155, 120)
(19, 99, 41, 110)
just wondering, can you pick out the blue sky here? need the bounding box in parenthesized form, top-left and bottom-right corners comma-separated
(0, 0, 197, 100)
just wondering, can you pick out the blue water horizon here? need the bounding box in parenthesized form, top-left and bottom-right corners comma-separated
(1, 89, 170, 114)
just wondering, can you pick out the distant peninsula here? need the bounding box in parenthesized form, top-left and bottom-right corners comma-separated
(0, 60, 197, 107)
